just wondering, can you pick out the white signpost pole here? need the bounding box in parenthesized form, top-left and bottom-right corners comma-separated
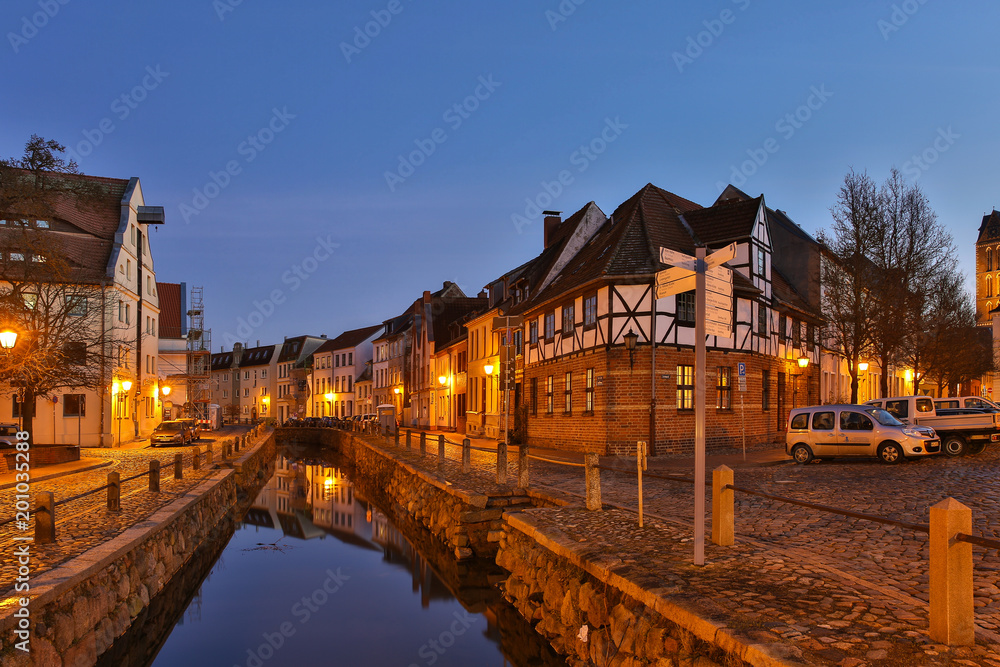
(694, 247, 706, 567)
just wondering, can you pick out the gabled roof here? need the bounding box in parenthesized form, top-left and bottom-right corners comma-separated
(771, 268, 821, 321)
(977, 210, 1000, 244)
(315, 324, 382, 354)
(212, 351, 235, 371)
(356, 363, 372, 383)
(683, 197, 762, 245)
(430, 297, 488, 348)
(157, 282, 184, 339)
(373, 310, 413, 343)
(239, 344, 276, 368)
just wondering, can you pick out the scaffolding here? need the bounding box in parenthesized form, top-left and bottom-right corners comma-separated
(186, 286, 212, 426)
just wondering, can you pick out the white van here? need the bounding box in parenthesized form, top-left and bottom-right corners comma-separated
(786, 404, 940, 464)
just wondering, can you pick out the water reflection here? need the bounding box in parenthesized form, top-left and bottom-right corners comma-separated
(139, 443, 565, 667)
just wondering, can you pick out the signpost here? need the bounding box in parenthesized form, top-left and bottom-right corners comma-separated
(492, 315, 523, 450)
(738, 362, 747, 460)
(654, 242, 735, 566)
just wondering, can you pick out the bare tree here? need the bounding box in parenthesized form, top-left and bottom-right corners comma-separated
(820, 169, 882, 403)
(0, 137, 124, 443)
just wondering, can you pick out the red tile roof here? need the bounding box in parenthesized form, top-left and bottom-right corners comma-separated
(157, 282, 184, 339)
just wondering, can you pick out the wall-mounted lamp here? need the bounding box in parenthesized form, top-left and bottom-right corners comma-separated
(623, 329, 638, 370)
(438, 375, 448, 386)
(858, 361, 869, 373)
(484, 363, 494, 376)
(797, 356, 810, 369)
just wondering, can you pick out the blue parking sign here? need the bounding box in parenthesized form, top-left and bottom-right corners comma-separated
(738, 362, 746, 377)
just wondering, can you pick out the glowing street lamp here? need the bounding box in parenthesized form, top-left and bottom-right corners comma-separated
(117, 379, 133, 446)
(0, 329, 18, 351)
(484, 363, 494, 376)
(857, 361, 869, 373)
(797, 356, 810, 368)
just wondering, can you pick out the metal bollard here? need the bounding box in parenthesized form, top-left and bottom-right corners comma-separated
(193, 447, 201, 470)
(149, 460, 161, 492)
(108, 472, 121, 511)
(929, 498, 974, 646)
(419, 432, 426, 456)
(35, 492, 55, 544)
(584, 454, 601, 511)
(462, 438, 471, 473)
(438, 435, 445, 463)
(174, 453, 183, 480)
(406, 430, 412, 449)
(712, 465, 734, 546)
(496, 442, 508, 485)
(517, 444, 529, 488)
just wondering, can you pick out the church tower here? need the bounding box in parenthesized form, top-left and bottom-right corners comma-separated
(975, 210, 1000, 326)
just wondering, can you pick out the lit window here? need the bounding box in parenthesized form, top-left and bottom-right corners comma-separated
(677, 365, 694, 410)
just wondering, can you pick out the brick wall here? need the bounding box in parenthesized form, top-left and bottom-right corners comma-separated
(523, 346, 819, 455)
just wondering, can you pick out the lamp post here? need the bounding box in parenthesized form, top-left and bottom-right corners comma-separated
(623, 329, 638, 370)
(159, 385, 171, 421)
(484, 364, 495, 435)
(857, 361, 869, 402)
(118, 379, 132, 446)
(1, 329, 22, 432)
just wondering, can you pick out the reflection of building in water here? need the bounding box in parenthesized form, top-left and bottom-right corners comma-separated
(368, 507, 452, 608)
(244, 454, 372, 545)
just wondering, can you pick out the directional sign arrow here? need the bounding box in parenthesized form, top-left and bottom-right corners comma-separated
(655, 266, 696, 298)
(705, 291, 731, 310)
(705, 319, 733, 338)
(659, 247, 697, 271)
(705, 242, 737, 270)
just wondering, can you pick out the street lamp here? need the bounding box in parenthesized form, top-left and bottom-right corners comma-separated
(159, 385, 171, 419)
(0, 329, 18, 351)
(624, 328, 638, 370)
(117, 379, 132, 446)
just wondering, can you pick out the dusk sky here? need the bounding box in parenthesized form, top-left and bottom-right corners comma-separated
(2, 1, 997, 350)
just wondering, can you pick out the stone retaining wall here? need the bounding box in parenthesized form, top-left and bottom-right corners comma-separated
(0, 430, 275, 667)
(497, 510, 795, 667)
(1, 445, 80, 473)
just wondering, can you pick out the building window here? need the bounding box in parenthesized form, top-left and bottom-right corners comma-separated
(544, 312, 555, 340)
(988, 275, 994, 298)
(716, 367, 732, 410)
(778, 315, 787, 342)
(585, 368, 594, 412)
(63, 394, 85, 417)
(677, 365, 694, 410)
(757, 302, 767, 335)
(529, 321, 538, 345)
(456, 393, 466, 418)
(792, 320, 801, 348)
(677, 292, 695, 325)
(989, 248, 994, 272)
(530, 377, 538, 416)
(562, 305, 574, 335)
(12, 396, 34, 419)
(564, 372, 572, 413)
(222, 390, 228, 399)
(348, 353, 353, 365)
(68, 296, 87, 316)
(584, 295, 597, 328)
(546, 375, 553, 414)
(757, 247, 766, 276)
(762, 370, 770, 410)
(807, 324, 815, 352)
(64, 341, 86, 365)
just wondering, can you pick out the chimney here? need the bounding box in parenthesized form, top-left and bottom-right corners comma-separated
(543, 211, 562, 249)
(443, 281, 452, 289)
(423, 290, 431, 304)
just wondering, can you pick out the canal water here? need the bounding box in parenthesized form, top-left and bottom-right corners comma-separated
(110, 443, 565, 667)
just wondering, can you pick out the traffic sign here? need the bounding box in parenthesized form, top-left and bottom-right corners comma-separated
(738, 362, 746, 377)
(705, 291, 731, 310)
(655, 266, 696, 298)
(492, 315, 523, 330)
(705, 242, 737, 269)
(738, 377, 747, 392)
(704, 319, 732, 338)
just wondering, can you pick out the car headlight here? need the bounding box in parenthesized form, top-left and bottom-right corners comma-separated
(903, 427, 926, 438)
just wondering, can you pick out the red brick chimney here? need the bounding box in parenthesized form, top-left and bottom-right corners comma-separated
(543, 211, 562, 249)
(423, 290, 431, 304)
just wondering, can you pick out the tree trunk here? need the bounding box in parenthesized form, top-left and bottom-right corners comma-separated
(21, 385, 34, 446)
(850, 374, 859, 404)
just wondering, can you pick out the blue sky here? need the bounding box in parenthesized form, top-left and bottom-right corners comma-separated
(2, 0, 997, 349)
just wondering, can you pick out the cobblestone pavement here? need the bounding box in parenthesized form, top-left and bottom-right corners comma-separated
(0, 426, 259, 594)
(372, 431, 1000, 665)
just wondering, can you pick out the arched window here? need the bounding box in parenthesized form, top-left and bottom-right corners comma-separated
(989, 275, 994, 298)
(989, 248, 994, 272)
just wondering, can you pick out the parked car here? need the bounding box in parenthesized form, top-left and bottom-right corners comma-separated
(178, 418, 200, 441)
(865, 396, 1000, 456)
(0, 423, 19, 448)
(934, 396, 1000, 413)
(151, 420, 193, 447)
(786, 404, 940, 464)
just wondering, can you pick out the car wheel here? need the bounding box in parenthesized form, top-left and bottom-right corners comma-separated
(967, 441, 987, 456)
(791, 444, 813, 464)
(943, 436, 966, 457)
(878, 441, 903, 464)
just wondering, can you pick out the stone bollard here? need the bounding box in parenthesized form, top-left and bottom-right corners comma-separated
(206, 445, 213, 466)
(174, 453, 184, 480)
(108, 472, 121, 511)
(584, 453, 601, 511)
(234, 436, 240, 452)
(438, 435, 445, 463)
(517, 444, 529, 488)
(496, 442, 508, 485)
(193, 447, 202, 470)
(35, 492, 55, 544)
(149, 460, 161, 492)
(712, 466, 734, 546)
(419, 432, 427, 456)
(406, 430, 412, 449)
(394, 428, 400, 448)
(929, 497, 974, 646)
(462, 438, 471, 473)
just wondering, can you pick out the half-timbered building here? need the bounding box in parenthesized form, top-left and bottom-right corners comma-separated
(508, 183, 823, 455)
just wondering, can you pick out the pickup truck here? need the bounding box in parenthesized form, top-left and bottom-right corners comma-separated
(865, 396, 1000, 456)
(934, 396, 1000, 413)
